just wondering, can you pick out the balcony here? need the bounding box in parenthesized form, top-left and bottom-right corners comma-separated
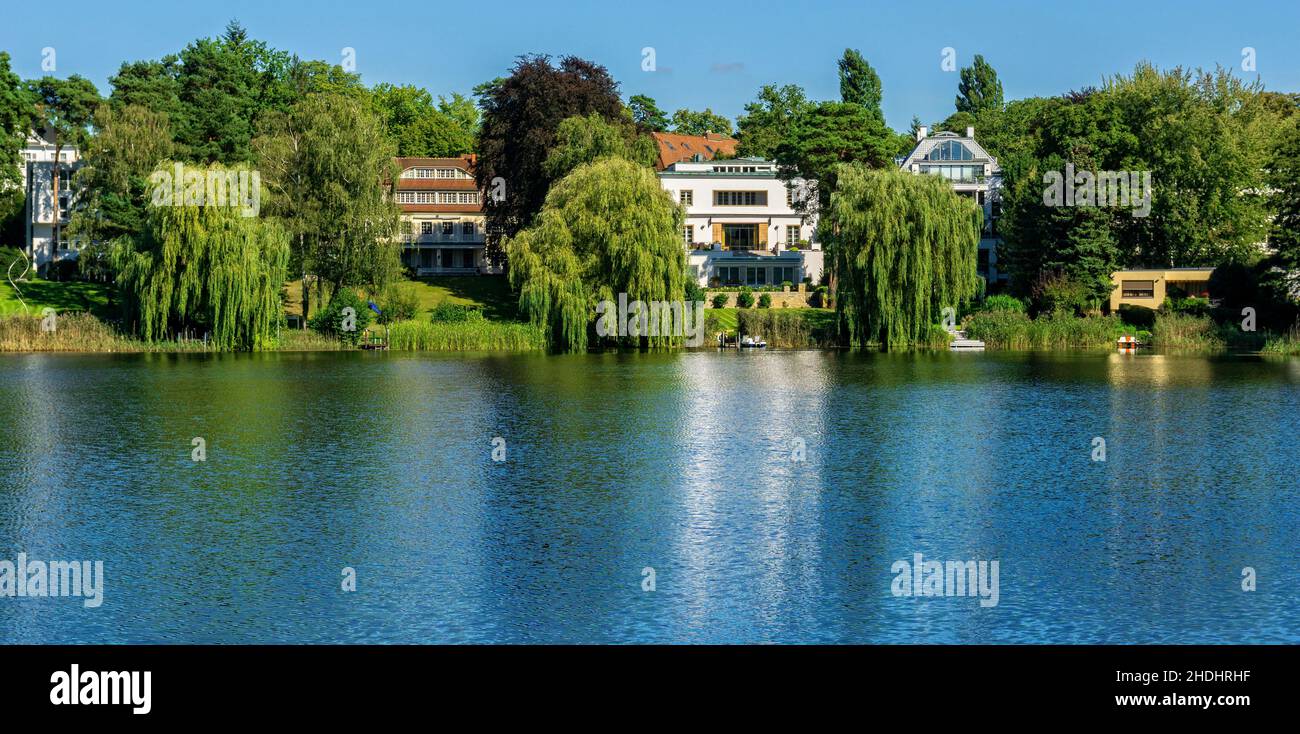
(403, 233, 485, 246)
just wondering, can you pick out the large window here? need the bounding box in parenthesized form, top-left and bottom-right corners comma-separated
(924, 140, 975, 161)
(1122, 280, 1155, 298)
(919, 165, 980, 182)
(420, 221, 433, 235)
(679, 190, 693, 205)
(723, 224, 757, 250)
(715, 190, 767, 206)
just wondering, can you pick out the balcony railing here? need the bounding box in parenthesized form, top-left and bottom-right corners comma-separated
(403, 233, 485, 245)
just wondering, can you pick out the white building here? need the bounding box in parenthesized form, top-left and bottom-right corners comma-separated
(657, 157, 824, 288)
(898, 126, 1005, 285)
(19, 132, 81, 272)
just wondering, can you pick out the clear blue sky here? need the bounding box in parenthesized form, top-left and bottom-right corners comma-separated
(2, 0, 1298, 132)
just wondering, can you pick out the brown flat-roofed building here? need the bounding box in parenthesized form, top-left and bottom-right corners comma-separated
(1109, 267, 1215, 312)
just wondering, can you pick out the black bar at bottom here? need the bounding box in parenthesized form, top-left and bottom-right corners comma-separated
(1, 645, 1286, 721)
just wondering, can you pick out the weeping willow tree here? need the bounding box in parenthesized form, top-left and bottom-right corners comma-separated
(824, 163, 981, 348)
(507, 157, 685, 351)
(112, 163, 289, 350)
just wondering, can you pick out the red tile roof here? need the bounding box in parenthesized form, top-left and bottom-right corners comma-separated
(651, 132, 739, 170)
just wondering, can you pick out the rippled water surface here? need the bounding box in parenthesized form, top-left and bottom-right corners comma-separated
(1, 349, 1298, 643)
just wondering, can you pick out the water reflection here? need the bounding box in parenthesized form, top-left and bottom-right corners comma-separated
(0, 350, 1297, 643)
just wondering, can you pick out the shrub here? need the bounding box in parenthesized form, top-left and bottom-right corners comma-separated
(710, 293, 728, 309)
(1118, 303, 1156, 328)
(1163, 296, 1210, 317)
(1030, 271, 1091, 316)
(309, 288, 373, 345)
(735, 287, 755, 308)
(925, 323, 955, 348)
(429, 302, 485, 323)
(980, 294, 1025, 313)
(684, 279, 706, 305)
(758, 293, 772, 308)
(377, 283, 420, 324)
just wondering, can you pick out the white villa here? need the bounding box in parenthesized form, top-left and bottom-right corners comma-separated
(394, 155, 492, 275)
(19, 132, 81, 272)
(898, 126, 1005, 285)
(657, 157, 823, 288)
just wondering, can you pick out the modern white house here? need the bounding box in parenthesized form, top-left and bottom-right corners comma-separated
(657, 157, 823, 288)
(19, 132, 81, 273)
(898, 126, 1005, 285)
(393, 155, 493, 275)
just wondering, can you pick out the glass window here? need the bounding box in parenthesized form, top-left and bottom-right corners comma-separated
(680, 190, 693, 205)
(1122, 280, 1155, 298)
(442, 221, 455, 236)
(420, 221, 433, 235)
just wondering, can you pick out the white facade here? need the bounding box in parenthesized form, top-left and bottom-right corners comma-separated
(658, 158, 823, 288)
(898, 126, 1005, 285)
(20, 133, 82, 272)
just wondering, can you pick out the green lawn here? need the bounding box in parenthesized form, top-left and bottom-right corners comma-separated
(285, 275, 519, 323)
(0, 277, 114, 318)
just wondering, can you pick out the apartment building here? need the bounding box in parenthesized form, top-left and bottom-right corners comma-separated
(393, 155, 490, 275)
(657, 157, 823, 288)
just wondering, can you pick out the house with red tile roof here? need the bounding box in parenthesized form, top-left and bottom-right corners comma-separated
(651, 131, 738, 170)
(392, 155, 494, 275)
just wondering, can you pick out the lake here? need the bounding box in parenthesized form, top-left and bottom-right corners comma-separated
(1, 349, 1298, 643)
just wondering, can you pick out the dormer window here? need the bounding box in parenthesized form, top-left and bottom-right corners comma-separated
(924, 140, 975, 161)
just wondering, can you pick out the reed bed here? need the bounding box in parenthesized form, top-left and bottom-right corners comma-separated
(387, 319, 546, 351)
(964, 311, 1126, 350)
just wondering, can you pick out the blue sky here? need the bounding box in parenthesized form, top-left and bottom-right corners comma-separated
(2, 0, 1298, 132)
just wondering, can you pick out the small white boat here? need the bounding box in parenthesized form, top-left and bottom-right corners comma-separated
(950, 338, 985, 351)
(740, 336, 767, 349)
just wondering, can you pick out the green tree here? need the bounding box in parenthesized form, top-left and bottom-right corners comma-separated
(628, 94, 668, 132)
(775, 101, 892, 208)
(370, 83, 475, 157)
(735, 84, 812, 159)
(670, 107, 733, 136)
(0, 52, 32, 222)
(254, 92, 402, 313)
(111, 162, 289, 350)
(955, 54, 1004, 115)
(838, 49, 883, 122)
(25, 74, 101, 253)
(823, 164, 981, 348)
(67, 104, 175, 247)
(476, 55, 627, 263)
(543, 112, 655, 180)
(506, 157, 685, 351)
(1267, 114, 1300, 302)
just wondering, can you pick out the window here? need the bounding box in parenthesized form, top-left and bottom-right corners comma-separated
(714, 190, 767, 206)
(786, 226, 799, 245)
(683, 226, 693, 246)
(1122, 280, 1155, 298)
(401, 167, 470, 180)
(462, 222, 476, 236)
(679, 190, 693, 205)
(442, 222, 455, 236)
(717, 266, 741, 285)
(924, 140, 975, 161)
(919, 165, 979, 183)
(420, 221, 433, 235)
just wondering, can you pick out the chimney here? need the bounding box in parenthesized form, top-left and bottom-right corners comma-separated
(966, 126, 975, 139)
(916, 125, 928, 142)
